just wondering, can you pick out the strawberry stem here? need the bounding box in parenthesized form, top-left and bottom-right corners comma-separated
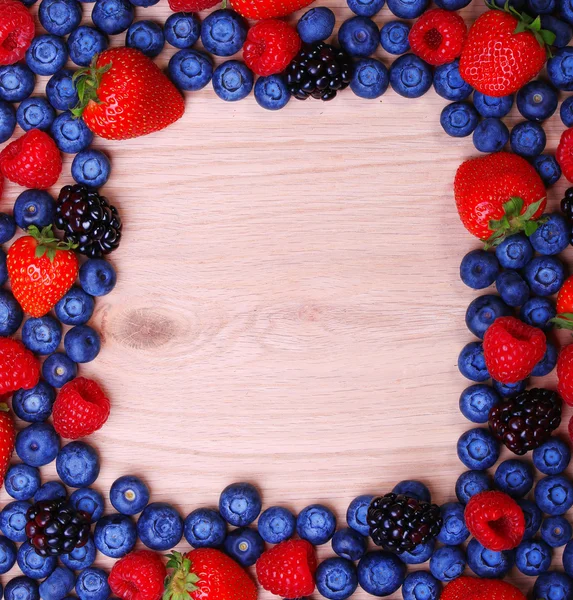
(71, 56, 112, 119)
(484, 197, 546, 249)
(27, 225, 78, 263)
(550, 314, 573, 330)
(163, 552, 199, 600)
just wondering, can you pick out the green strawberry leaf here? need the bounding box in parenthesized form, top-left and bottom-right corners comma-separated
(485, 196, 546, 248)
(550, 314, 573, 330)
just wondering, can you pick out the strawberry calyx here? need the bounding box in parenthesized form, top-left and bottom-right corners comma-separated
(551, 314, 573, 330)
(71, 56, 112, 119)
(163, 552, 199, 600)
(0, 403, 10, 413)
(485, 196, 546, 249)
(27, 225, 78, 262)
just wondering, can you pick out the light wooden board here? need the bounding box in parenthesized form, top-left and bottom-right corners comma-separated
(1, 0, 573, 596)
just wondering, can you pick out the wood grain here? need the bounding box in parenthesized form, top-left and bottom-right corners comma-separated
(1, 0, 573, 596)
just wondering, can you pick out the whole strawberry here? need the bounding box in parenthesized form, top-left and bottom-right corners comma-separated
(7, 225, 79, 318)
(558, 344, 573, 406)
(72, 48, 185, 141)
(0, 0, 35, 65)
(0, 338, 40, 395)
(454, 152, 546, 244)
(0, 129, 62, 190)
(0, 406, 15, 489)
(164, 549, 257, 600)
(53, 378, 110, 440)
(256, 539, 317, 598)
(459, 7, 554, 97)
(230, 0, 315, 19)
(168, 0, 219, 10)
(409, 9, 467, 66)
(243, 20, 301, 77)
(442, 576, 525, 600)
(483, 317, 546, 383)
(109, 550, 166, 600)
(553, 275, 573, 329)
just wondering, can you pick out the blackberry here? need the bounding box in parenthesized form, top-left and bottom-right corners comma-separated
(489, 388, 562, 456)
(55, 184, 122, 258)
(25, 499, 91, 557)
(367, 493, 442, 553)
(286, 41, 353, 101)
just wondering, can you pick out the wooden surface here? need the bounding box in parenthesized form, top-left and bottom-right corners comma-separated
(1, 0, 573, 596)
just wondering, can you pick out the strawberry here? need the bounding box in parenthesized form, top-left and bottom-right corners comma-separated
(558, 344, 573, 407)
(553, 275, 573, 329)
(163, 549, 257, 600)
(0, 338, 40, 395)
(557, 128, 573, 183)
(256, 539, 317, 598)
(72, 49, 185, 141)
(442, 576, 525, 600)
(459, 7, 554, 97)
(409, 9, 467, 66)
(109, 550, 166, 600)
(168, 0, 219, 11)
(0, 0, 35, 66)
(454, 152, 546, 244)
(230, 0, 315, 20)
(7, 225, 79, 318)
(0, 406, 15, 489)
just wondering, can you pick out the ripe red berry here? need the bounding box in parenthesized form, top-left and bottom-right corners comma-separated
(558, 344, 573, 407)
(557, 127, 573, 183)
(0, 338, 40, 396)
(0, 130, 62, 190)
(168, 0, 219, 11)
(442, 576, 526, 600)
(0, 0, 35, 66)
(109, 550, 166, 600)
(465, 490, 525, 551)
(53, 377, 110, 440)
(243, 20, 301, 77)
(409, 8, 467, 66)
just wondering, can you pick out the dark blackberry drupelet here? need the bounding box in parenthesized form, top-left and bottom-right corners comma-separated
(55, 184, 122, 258)
(285, 42, 353, 101)
(25, 499, 91, 557)
(489, 388, 562, 456)
(367, 493, 442, 553)
(561, 188, 573, 246)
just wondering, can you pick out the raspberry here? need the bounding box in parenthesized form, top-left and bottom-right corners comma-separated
(243, 20, 302, 77)
(0, 0, 35, 66)
(167, 0, 219, 11)
(0, 130, 62, 190)
(558, 344, 573, 406)
(557, 127, 573, 183)
(442, 576, 526, 600)
(109, 550, 167, 600)
(409, 8, 467, 66)
(483, 316, 546, 384)
(0, 338, 40, 396)
(52, 377, 110, 440)
(465, 491, 525, 551)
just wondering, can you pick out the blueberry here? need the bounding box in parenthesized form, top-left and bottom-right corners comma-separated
(223, 526, 264, 567)
(64, 324, 101, 363)
(516, 539, 553, 576)
(437, 502, 469, 546)
(257, 506, 295, 544)
(297, 7, 335, 43)
(80, 259, 117, 296)
(46, 70, 78, 112)
(533, 438, 571, 475)
(429, 545, 466, 582)
(91, 0, 134, 35)
(40, 566, 76, 600)
(70, 488, 105, 521)
(533, 154, 562, 186)
(0, 501, 32, 542)
(386, 0, 428, 18)
(137, 502, 183, 551)
(332, 527, 367, 561)
(389, 54, 432, 98)
(0, 100, 15, 143)
(532, 342, 558, 377)
(459, 384, 500, 424)
(357, 551, 405, 596)
(432, 60, 472, 101)
(457, 428, 499, 470)
(492, 378, 528, 397)
(0, 213, 16, 243)
(297, 504, 336, 545)
(26, 35, 68, 76)
(75, 567, 110, 600)
(0, 289, 23, 336)
(60, 537, 97, 569)
(316, 557, 358, 600)
(495, 234, 533, 270)
(67, 26, 109, 67)
(42, 353, 78, 388)
(164, 12, 201, 48)
(465, 295, 511, 339)
(16, 423, 60, 467)
(110, 475, 150, 516)
(4, 577, 39, 600)
(510, 121, 546, 158)
(56, 442, 100, 488)
(524, 256, 566, 296)
(541, 15, 573, 47)
(51, 111, 94, 154)
(392, 480, 431, 502)
(455, 470, 491, 504)
(494, 459, 533, 498)
(201, 9, 247, 57)
(34, 481, 67, 502)
(441, 101, 479, 137)
(55, 286, 95, 326)
(562, 95, 573, 127)
(348, 0, 384, 15)
(22, 316, 61, 355)
(39, 0, 82, 36)
(458, 342, 489, 382)
(547, 47, 573, 90)
(517, 81, 558, 122)
(0, 64, 35, 102)
(338, 17, 379, 57)
(14, 189, 55, 230)
(254, 75, 290, 110)
(0, 248, 7, 285)
(126, 21, 165, 57)
(16, 97, 56, 132)
(534, 571, 573, 600)
(0, 535, 17, 573)
(526, 0, 555, 12)
(350, 58, 388, 99)
(213, 60, 254, 101)
(472, 117, 509, 153)
(401, 571, 442, 600)
(466, 538, 514, 578)
(346, 494, 374, 536)
(219, 482, 261, 527)
(71, 149, 111, 188)
(5, 464, 40, 501)
(168, 49, 213, 92)
(18, 541, 57, 579)
(460, 249, 499, 289)
(541, 516, 572, 548)
(495, 270, 530, 307)
(397, 540, 435, 564)
(94, 514, 136, 558)
(379, 21, 410, 54)
(184, 508, 227, 548)
(518, 499, 543, 540)
(530, 213, 570, 256)
(535, 475, 573, 515)
(473, 91, 513, 118)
